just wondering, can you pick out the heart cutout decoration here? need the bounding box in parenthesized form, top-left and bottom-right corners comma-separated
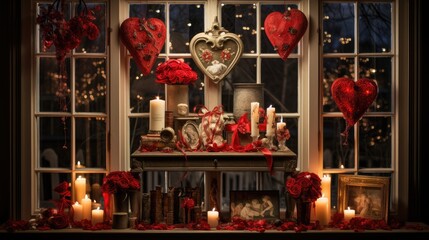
(120, 18, 166, 75)
(331, 77, 378, 144)
(190, 18, 243, 84)
(264, 9, 308, 60)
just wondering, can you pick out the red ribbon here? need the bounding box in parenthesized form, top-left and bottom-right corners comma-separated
(198, 105, 224, 146)
(224, 113, 250, 148)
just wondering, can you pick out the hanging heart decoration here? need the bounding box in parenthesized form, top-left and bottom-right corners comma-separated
(120, 18, 166, 75)
(331, 77, 378, 144)
(264, 9, 308, 60)
(190, 17, 243, 84)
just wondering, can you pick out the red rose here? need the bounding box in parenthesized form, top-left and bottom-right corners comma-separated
(287, 184, 302, 199)
(49, 213, 69, 229)
(54, 181, 70, 196)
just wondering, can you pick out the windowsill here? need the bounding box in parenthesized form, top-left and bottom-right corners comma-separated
(3, 223, 429, 240)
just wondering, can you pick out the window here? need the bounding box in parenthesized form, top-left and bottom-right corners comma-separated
(24, 0, 406, 218)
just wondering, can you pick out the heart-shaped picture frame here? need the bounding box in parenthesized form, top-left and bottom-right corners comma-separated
(190, 17, 243, 84)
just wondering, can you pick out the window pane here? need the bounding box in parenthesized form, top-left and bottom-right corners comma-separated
(129, 4, 166, 54)
(169, 4, 204, 53)
(262, 58, 298, 113)
(261, 4, 299, 54)
(143, 171, 166, 193)
(323, 3, 355, 53)
(359, 57, 392, 112)
(221, 4, 257, 54)
(39, 58, 71, 112)
(75, 58, 107, 113)
(75, 3, 107, 54)
(261, 172, 287, 209)
(359, 3, 391, 53)
(39, 173, 71, 209)
(39, 117, 71, 168)
(130, 117, 149, 153)
(74, 173, 106, 206)
(75, 117, 106, 168)
(322, 57, 355, 112)
(130, 58, 165, 113)
(221, 58, 257, 113)
(359, 117, 391, 168)
(323, 117, 355, 169)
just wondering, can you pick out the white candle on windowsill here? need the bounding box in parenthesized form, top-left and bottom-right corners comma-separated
(321, 174, 331, 220)
(72, 201, 83, 222)
(266, 105, 276, 137)
(207, 208, 219, 228)
(75, 175, 86, 204)
(82, 194, 92, 220)
(149, 96, 165, 132)
(344, 206, 355, 222)
(250, 102, 259, 137)
(315, 195, 329, 226)
(91, 207, 104, 225)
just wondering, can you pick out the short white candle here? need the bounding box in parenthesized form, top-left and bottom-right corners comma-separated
(266, 105, 276, 137)
(82, 194, 92, 220)
(321, 175, 331, 218)
(344, 206, 355, 222)
(72, 201, 83, 222)
(75, 176, 86, 204)
(250, 102, 259, 137)
(315, 195, 329, 226)
(207, 208, 219, 228)
(149, 96, 165, 132)
(276, 121, 286, 131)
(91, 207, 104, 225)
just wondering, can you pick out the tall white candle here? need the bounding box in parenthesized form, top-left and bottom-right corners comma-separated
(72, 201, 83, 222)
(321, 175, 331, 219)
(207, 208, 219, 228)
(75, 176, 86, 204)
(250, 102, 259, 137)
(91, 207, 104, 225)
(266, 105, 276, 137)
(82, 194, 92, 220)
(315, 195, 329, 226)
(344, 206, 355, 222)
(149, 96, 165, 132)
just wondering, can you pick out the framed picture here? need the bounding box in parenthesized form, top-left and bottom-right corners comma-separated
(338, 174, 390, 221)
(230, 190, 280, 221)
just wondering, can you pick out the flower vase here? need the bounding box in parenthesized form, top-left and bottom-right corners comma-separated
(113, 191, 129, 213)
(296, 199, 312, 225)
(166, 84, 189, 116)
(129, 190, 141, 219)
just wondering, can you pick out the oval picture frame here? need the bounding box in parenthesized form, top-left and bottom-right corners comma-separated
(181, 121, 201, 150)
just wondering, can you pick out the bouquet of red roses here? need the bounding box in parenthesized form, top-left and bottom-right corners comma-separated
(101, 171, 140, 194)
(286, 171, 322, 202)
(155, 58, 198, 85)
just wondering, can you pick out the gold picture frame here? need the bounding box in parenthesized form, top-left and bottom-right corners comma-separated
(338, 174, 390, 222)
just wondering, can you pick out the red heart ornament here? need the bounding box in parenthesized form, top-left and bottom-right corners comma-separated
(331, 77, 378, 143)
(120, 18, 166, 75)
(264, 9, 308, 60)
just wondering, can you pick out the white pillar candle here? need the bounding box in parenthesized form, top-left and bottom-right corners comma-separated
(91, 207, 104, 225)
(265, 105, 276, 137)
(344, 206, 355, 222)
(276, 121, 286, 131)
(72, 201, 83, 222)
(75, 176, 86, 204)
(149, 96, 165, 132)
(250, 102, 259, 137)
(207, 208, 219, 228)
(321, 175, 331, 220)
(82, 194, 92, 220)
(315, 195, 329, 226)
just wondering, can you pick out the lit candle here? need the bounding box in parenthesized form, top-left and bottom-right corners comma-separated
(207, 208, 219, 228)
(82, 194, 92, 220)
(76, 161, 85, 168)
(276, 118, 286, 131)
(250, 102, 259, 137)
(91, 207, 104, 225)
(344, 206, 355, 222)
(266, 105, 276, 137)
(92, 200, 101, 210)
(321, 175, 331, 219)
(72, 201, 83, 222)
(315, 195, 329, 226)
(149, 96, 166, 132)
(75, 176, 86, 204)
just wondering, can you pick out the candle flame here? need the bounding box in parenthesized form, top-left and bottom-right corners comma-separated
(280, 116, 283, 122)
(347, 206, 350, 210)
(78, 175, 82, 179)
(85, 194, 89, 199)
(97, 207, 100, 210)
(269, 105, 272, 108)
(212, 208, 216, 211)
(156, 96, 160, 100)
(94, 200, 96, 203)
(340, 164, 345, 169)
(74, 201, 80, 205)
(77, 161, 81, 165)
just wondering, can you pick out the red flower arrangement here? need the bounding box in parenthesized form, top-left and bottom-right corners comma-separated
(101, 171, 140, 194)
(155, 58, 198, 85)
(286, 171, 322, 202)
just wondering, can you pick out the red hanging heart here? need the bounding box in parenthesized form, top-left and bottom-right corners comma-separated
(264, 9, 308, 60)
(331, 78, 378, 144)
(120, 18, 166, 75)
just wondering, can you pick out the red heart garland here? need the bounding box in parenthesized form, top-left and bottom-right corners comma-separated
(331, 78, 378, 144)
(120, 18, 166, 75)
(264, 9, 308, 60)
